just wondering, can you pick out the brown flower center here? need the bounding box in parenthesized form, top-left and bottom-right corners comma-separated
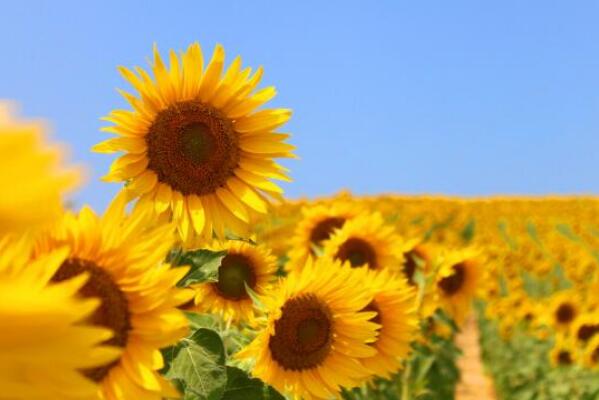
(555, 303, 575, 324)
(146, 100, 240, 196)
(309, 217, 345, 248)
(577, 324, 599, 342)
(438, 263, 466, 296)
(403, 249, 425, 285)
(557, 350, 572, 365)
(269, 294, 333, 371)
(335, 238, 378, 269)
(51, 258, 130, 382)
(213, 253, 257, 300)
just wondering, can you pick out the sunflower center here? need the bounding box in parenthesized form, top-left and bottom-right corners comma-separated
(214, 253, 257, 300)
(555, 303, 575, 324)
(309, 217, 345, 247)
(577, 324, 599, 341)
(438, 263, 466, 296)
(269, 293, 333, 371)
(557, 350, 572, 365)
(51, 258, 130, 382)
(146, 100, 239, 196)
(335, 238, 378, 269)
(403, 249, 424, 285)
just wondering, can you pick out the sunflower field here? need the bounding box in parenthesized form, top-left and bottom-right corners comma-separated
(1, 42, 599, 400)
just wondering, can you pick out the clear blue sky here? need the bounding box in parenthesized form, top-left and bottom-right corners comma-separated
(2, 1, 598, 211)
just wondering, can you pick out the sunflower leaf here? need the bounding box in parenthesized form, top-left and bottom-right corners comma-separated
(221, 367, 285, 400)
(174, 249, 227, 287)
(165, 328, 227, 400)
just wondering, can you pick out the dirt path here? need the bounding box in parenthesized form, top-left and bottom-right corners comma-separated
(455, 318, 497, 400)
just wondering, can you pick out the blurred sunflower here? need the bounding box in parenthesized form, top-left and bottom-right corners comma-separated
(430, 249, 481, 325)
(189, 240, 277, 322)
(543, 290, 581, 332)
(322, 212, 404, 270)
(287, 202, 360, 270)
(0, 102, 80, 235)
(0, 237, 119, 400)
(360, 269, 418, 379)
(33, 193, 193, 399)
(583, 335, 599, 369)
(549, 335, 577, 367)
(237, 258, 379, 399)
(571, 312, 599, 344)
(400, 239, 432, 286)
(94, 43, 294, 243)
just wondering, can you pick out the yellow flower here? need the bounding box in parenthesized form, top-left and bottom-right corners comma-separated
(360, 269, 418, 379)
(94, 43, 295, 243)
(287, 201, 361, 270)
(571, 312, 599, 345)
(399, 240, 433, 286)
(549, 334, 577, 367)
(582, 335, 599, 369)
(430, 248, 481, 325)
(542, 290, 581, 332)
(0, 237, 118, 400)
(0, 102, 80, 235)
(33, 193, 193, 399)
(322, 211, 404, 271)
(189, 240, 277, 322)
(237, 258, 379, 399)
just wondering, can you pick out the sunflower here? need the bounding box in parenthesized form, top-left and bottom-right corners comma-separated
(188, 240, 277, 322)
(322, 212, 404, 271)
(549, 335, 577, 367)
(33, 193, 193, 399)
(287, 202, 361, 270)
(360, 269, 418, 379)
(0, 237, 119, 400)
(582, 335, 599, 369)
(94, 43, 295, 243)
(399, 239, 432, 286)
(0, 102, 80, 235)
(543, 290, 581, 332)
(430, 249, 481, 325)
(237, 257, 379, 399)
(571, 312, 599, 344)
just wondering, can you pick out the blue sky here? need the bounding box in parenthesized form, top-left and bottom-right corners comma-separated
(1, 1, 598, 211)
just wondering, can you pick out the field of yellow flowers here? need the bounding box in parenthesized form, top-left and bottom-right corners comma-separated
(2, 42, 599, 400)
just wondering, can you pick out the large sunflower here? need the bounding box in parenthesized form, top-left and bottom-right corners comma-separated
(430, 249, 481, 325)
(188, 240, 277, 322)
(322, 212, 404, 271)
(0, 237, 118, 400)
(0, 102, 80, 235)
(94, 43, 295, 243)
(33, 193, 193, 399)
(237, 258, 379, 399)
(360, 269, 418, 379)
(287, 202, 361, 270)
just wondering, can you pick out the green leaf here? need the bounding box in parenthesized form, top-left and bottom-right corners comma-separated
(185, 311, 220, 331)
(221, 367, 285, 400)
(460, 218, 476, 242)
(556, 223, 581, 242)
(175, 250, 227, 287)
(166, 328, 227, 400)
